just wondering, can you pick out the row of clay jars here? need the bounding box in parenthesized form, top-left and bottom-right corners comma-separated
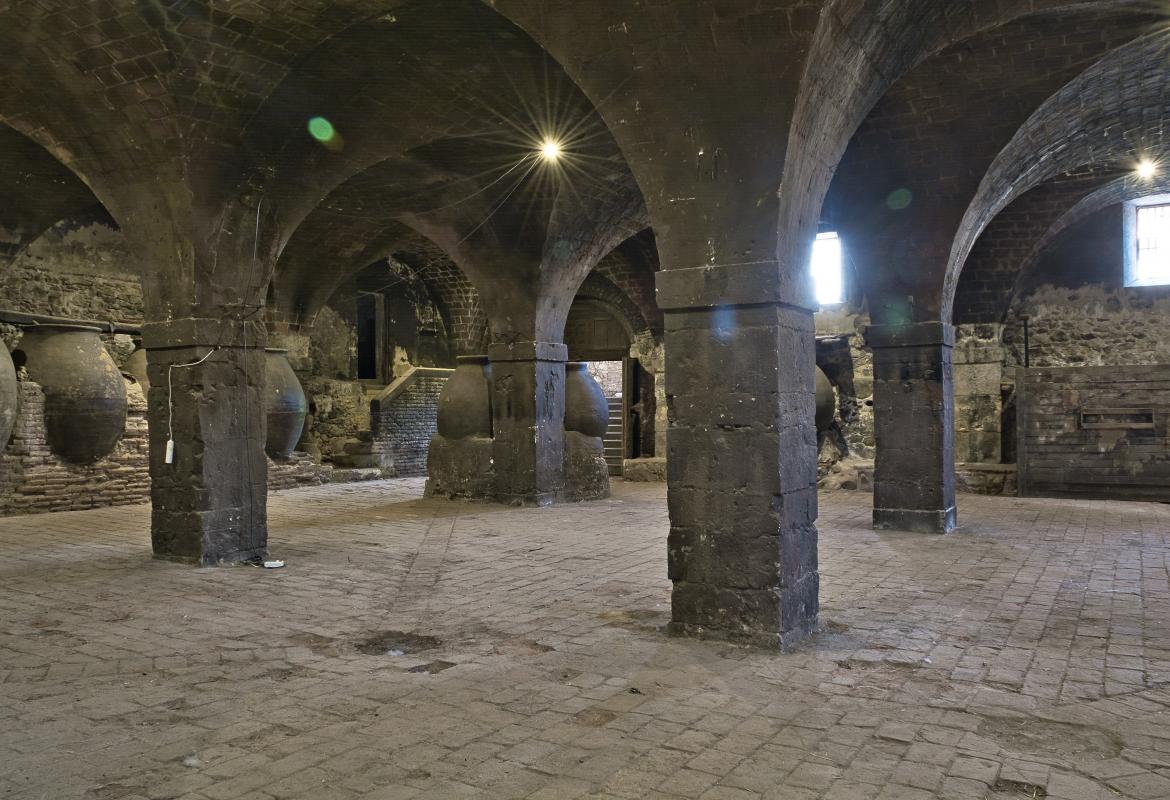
(8, 325, 307, 464)
(437, 355, 609, 440)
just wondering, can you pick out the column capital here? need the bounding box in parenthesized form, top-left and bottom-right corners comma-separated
(865, 321, 955, 350)
(488, 341, 567, 363)
(655, 260, 814, 312)
(141, 317, 267, 351)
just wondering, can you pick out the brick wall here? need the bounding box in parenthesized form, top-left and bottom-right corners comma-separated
(1, 379, 326, 517)
(0, 380, 150, 515)
(1018, 365, 1170, 501)
(371, 369, 451, 477)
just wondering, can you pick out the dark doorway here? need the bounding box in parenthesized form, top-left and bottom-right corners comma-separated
(356, 294, 379, 380)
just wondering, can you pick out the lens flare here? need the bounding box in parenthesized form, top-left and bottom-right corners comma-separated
(540, 140, 561, 161)
(308, 116, 335, 141)
(886, 188, 913, 211)
(1137, 160, 1158, 180)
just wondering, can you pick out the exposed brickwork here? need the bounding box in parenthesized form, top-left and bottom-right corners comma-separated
(827, 9, 1153, 323)
(371, 371, 450, 478)
(0, 381, 149, 516)
(955, 175, 1107, 324)
(0, 380, 325, 517)
(946, 31, 1170, 314)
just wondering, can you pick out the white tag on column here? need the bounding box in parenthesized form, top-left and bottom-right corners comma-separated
(165, 439, 175, 464)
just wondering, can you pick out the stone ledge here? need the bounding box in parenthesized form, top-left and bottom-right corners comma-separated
(623, 457, 666, 482)
(487, 341, 568, 363)
(820, 460, 1017, 497)
(370, 367, 452, 412)
(141, 317, 267, 350)
(655, 260, 813, 311)
(865, 321, 955, 350)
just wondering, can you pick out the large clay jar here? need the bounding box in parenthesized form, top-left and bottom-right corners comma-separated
(264, 348, 308, 460)
(565, 362, 609, 439)
(123, 345, 150, 395)
(17, 324, 127, 463)
(815, 366, 836, 432)
(437, 355, 493, 439)
(0, 345, 17, 449)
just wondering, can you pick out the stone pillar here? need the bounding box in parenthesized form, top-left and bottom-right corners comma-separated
(488, 341, 566, 506)
(868, 321, 957, 534)
(142, 318, 269, 565)
(657, 264, 819, 649)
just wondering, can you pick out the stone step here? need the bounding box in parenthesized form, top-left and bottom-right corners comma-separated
(332, 453, 384, 469)
(328, 467, 384, 483)
(343, 440, 373, 456)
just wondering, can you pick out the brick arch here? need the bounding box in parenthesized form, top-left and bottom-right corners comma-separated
(953, 173, 1114, 324)
(388, 245, 490, 357)
(592, 230, 661, 338)
(776, 0, 1136, 313)
(823, 7, 1155, 324)
(0, 125, 105, 265)
(944, 31, 1170, 321)
(1004, 173, 1170, 313)
(273, 207, 489, 354)
(575, 271, 650, 344)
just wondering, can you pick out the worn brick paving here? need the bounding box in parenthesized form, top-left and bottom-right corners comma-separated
(2, 481, 1170, 799)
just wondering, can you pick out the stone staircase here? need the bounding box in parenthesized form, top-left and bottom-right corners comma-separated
(603, 397, 623, 477)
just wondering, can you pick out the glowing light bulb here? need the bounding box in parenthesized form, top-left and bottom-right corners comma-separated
(540, 140, 561, 161)
(1137, 160, 1157, 180)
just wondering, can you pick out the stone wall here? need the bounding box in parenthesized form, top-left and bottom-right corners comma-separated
(1, 217, 142, 322)
(300, 377, 369, 463)
(1, 378, 326, 517)
(953, 323, 1005, 464)
(1018, 364, 1170, 501)
(1004, 284, 1170, 369)
(814, 309, 876, 484)
(0, 380, 150, 515)
(371, 368, 452, 477)
(586, 360, 623, 397)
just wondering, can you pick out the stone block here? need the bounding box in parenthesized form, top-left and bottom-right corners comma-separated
(622, 457, 666, 482)
(562, 431, 609, 502)
(425, 434, 495, 500)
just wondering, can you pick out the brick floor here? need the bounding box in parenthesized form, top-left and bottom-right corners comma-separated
(2, 480, 1170, 799)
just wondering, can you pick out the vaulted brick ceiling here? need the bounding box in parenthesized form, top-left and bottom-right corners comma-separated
(824, 5, 1161, 325)
(3, 0, 1169, 329)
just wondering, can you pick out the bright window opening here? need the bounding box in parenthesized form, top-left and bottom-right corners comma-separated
(1130, 202, 1170, 287)
(812, 231, 845, 306)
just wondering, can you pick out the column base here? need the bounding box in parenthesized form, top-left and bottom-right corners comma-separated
(496, 491, 557, 507)
(666, 620, 818, 652)
(873, 506, 957, 534)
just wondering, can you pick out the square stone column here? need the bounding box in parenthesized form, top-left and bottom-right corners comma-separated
(867, 321, 957, 534)
(488, 341, 566, 506)
(657, 263, 819, 649)
(142, 318, 268, 565)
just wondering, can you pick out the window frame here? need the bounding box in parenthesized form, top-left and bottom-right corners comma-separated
(1123, 194, 1170, 288)
(811, 230, 846, 307)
